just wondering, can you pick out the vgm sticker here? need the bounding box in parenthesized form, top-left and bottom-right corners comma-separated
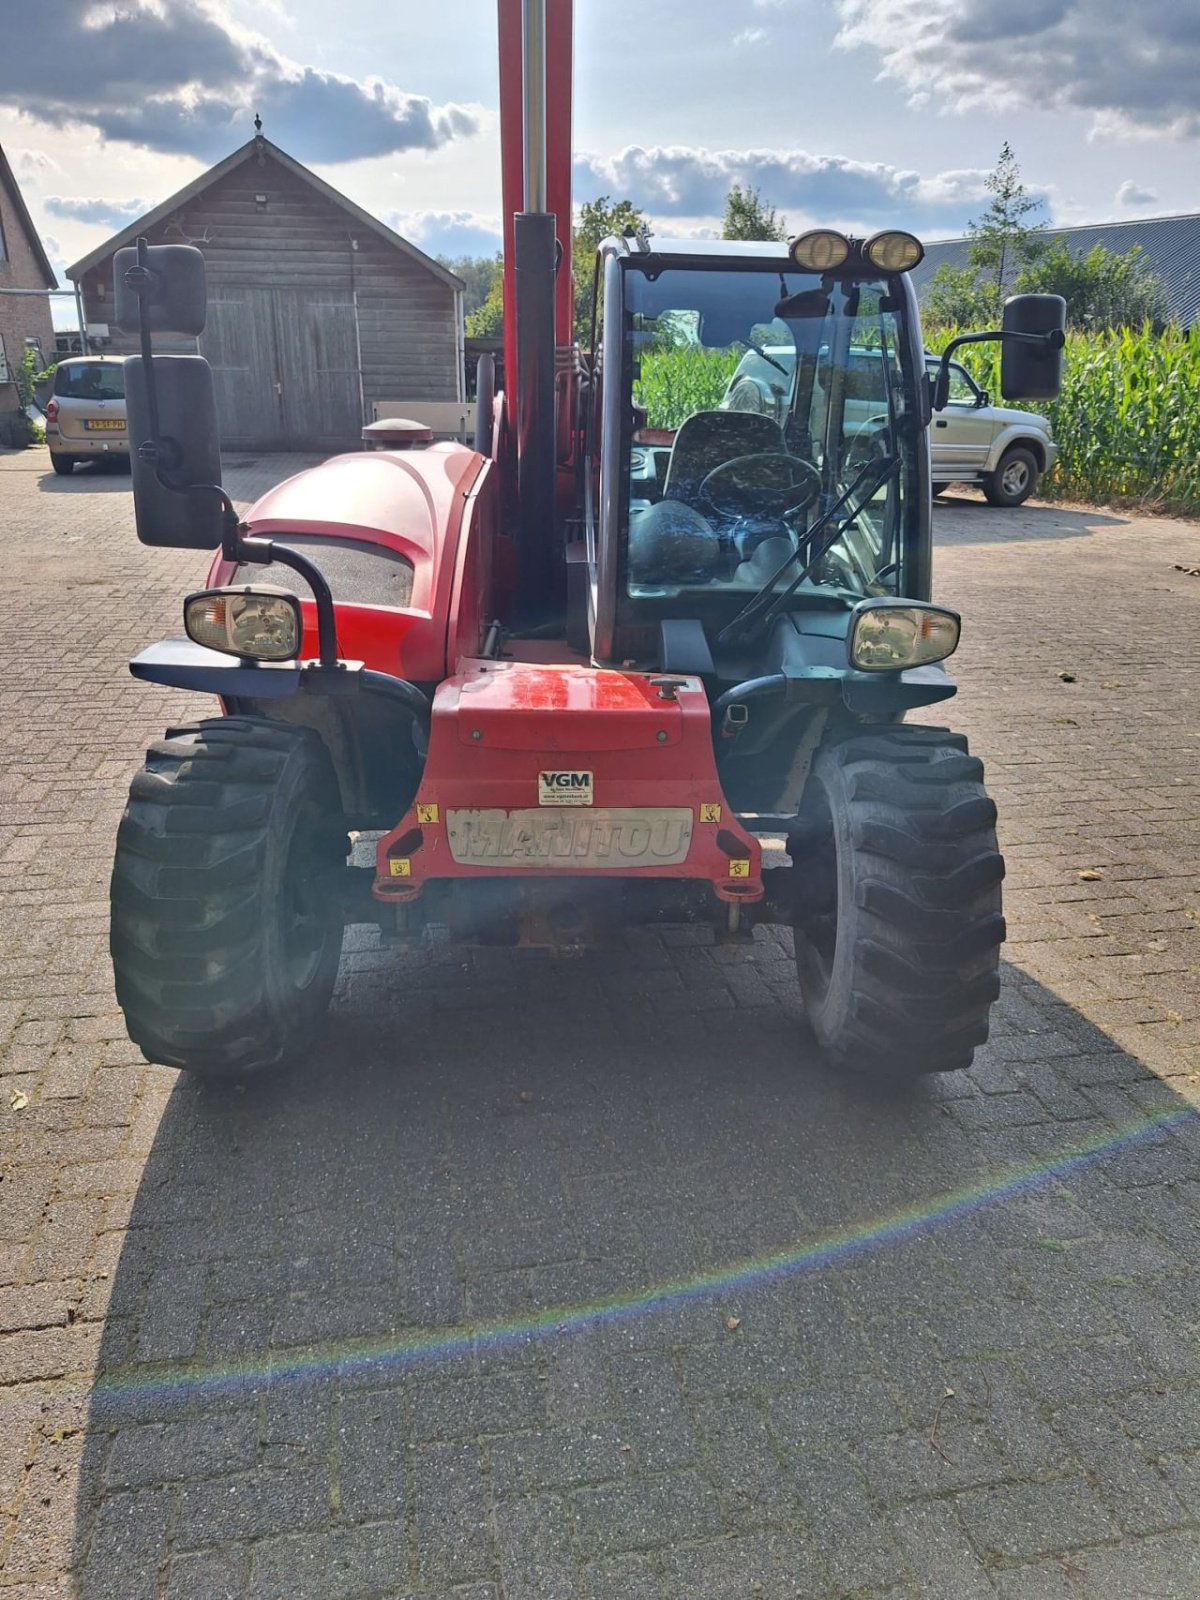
(538, 770, 593, 807)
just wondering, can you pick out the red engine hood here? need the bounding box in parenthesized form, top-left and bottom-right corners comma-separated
(208, 445, 488, 681)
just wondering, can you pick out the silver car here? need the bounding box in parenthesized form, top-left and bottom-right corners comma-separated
(721, 341, 1056, 507)
(45, 357, 128, 475)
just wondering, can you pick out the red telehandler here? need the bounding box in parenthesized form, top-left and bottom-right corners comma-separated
(108, 0, 1065, 1083)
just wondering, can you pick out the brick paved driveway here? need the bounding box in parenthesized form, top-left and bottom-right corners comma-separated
(1, 444, 1198, 1599)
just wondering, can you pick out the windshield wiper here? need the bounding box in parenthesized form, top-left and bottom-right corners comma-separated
(746, 336, 789, 377)
(716, 454, 900, 646)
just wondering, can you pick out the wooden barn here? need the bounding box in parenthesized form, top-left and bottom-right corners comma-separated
(65, 133, 464, 452)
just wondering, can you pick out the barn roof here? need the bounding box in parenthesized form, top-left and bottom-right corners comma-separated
(911, 212, 1200, 328)
(0, 143, 58, 288)
(65, 135, 462, 292)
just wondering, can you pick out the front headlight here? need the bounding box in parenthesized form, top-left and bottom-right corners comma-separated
(184, 586, 303, 661)
(849, 600, 960, 672)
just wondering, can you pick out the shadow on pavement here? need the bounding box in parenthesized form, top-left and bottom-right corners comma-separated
(934, 495, 1129, 545)
(65, 940, 1200, 1598)
(35, 461, 131, 494)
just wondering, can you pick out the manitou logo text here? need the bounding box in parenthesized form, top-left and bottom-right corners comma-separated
(538, 770, 593, 807)
(446, 808, 694, 868)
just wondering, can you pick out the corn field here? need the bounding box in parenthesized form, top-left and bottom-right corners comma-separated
(931, 323, 1200, 514)
(634, 346, 740, 430)
(639, 325, 1200, 515)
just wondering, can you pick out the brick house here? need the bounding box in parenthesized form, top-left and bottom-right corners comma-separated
(0, 144, 56, 434)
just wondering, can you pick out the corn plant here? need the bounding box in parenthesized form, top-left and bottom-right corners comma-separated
(634, 346, 741, 430)
(927, 323, 1200, 513)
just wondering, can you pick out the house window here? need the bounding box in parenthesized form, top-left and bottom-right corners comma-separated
(0, 334, 9, 383)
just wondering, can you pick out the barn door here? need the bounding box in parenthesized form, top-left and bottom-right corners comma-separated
(272, 290, 361, 449)
(202, 286, 362, 451)
(204, 287, 285, 450)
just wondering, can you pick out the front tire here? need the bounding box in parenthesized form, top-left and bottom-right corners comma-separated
(110, 718, 347, 1079)
(791, 727, 1005, 1080)
(984, 445, 1039, 507)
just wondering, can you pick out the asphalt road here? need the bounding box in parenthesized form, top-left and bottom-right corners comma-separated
(1, 444, 1199, 1599)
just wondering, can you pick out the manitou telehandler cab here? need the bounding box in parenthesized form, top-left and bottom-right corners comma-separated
(108, 0, 1064, 1083)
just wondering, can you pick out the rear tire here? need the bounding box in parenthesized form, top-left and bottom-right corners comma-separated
(791, 727, 1004, 1080)
(51, 454, 75, 476)
(984, 445, 1038, 507)
(110, 718, 348, 1079)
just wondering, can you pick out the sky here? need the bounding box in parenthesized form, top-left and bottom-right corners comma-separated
(2, 0, 1197, 326)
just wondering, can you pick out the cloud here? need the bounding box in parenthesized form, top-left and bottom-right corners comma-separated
(43, 196, 149, 229)
(573, 145, 1002, 232)
(1114, 179, 1159, 211)
(0, 0, 481, 164)
(836, 0, 1200, 137)
(388, 210, 504, 258)
(12, 147, 60, 177)
(734, 27, 768, 44)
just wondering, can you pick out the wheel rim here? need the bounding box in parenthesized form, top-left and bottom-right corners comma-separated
(1002, 458, 1030, 496)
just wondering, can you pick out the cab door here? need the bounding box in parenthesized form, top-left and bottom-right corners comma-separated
(928, 358, 996, 479)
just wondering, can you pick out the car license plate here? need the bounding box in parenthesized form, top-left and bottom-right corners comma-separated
(85, 420, 124, 431)
(446, 807, 693, 868)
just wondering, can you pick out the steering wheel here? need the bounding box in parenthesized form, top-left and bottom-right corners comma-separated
(843, 414, 892, 472)
(698, 454, 821, 520)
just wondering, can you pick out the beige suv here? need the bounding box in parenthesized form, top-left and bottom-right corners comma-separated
(45, 357, 128, 475)
(721, 341, 1057, 507)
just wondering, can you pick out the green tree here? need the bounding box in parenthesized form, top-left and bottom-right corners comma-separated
(573, 195, 648, 343)
(966, 142, 1046, 313)
(439, 253, 504, 318)
(721, 183, 787, 242)
(921, 262, 995, 330)
(465, 257, 504, 339)
(1015, 241, 1170, 331)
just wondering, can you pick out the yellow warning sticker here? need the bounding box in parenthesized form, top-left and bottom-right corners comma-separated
(388, 859, 412, 878)
(416, 804, 439, 824)
(728, 859, 750, 878)
(699, 803, 722, 823)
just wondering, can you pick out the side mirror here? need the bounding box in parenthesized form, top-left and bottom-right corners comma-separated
(1001, 294, 1065, 401)
(978, 390, 990, 409)
(126, 356, 225, 549)
(113, 243, 207, 336)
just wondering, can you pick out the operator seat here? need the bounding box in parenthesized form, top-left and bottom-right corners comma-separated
(660, 410, 786, 506)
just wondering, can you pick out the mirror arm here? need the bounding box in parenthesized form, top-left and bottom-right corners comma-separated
(932, 327, 1066, 410)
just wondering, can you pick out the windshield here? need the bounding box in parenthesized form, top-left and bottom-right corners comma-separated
(621, 266, 919, 617)
(54, 362, 125, 401)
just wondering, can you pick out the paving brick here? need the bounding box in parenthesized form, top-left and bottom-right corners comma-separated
(175, 1468, 330, 1549)
(889, 1497, 998, 1600)
(493, 1493, 579, 1600)
(1051, 1401, 1190, 1535)
(166, 1547, 248, 1600)
(488, 1421, 628, 1496)
(571, 1470, 722, 1558)
(955, 1475, 1116, 1564)
(613, 1351, 698, 1471)
(412, 1440, 492, 1586)
(103, 1409, 259, 1490)
(659, 1529, 829, 1600)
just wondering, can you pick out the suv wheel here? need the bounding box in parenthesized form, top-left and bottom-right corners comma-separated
(51, 454, 75, 476)
(984, 446, 1039, 507)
